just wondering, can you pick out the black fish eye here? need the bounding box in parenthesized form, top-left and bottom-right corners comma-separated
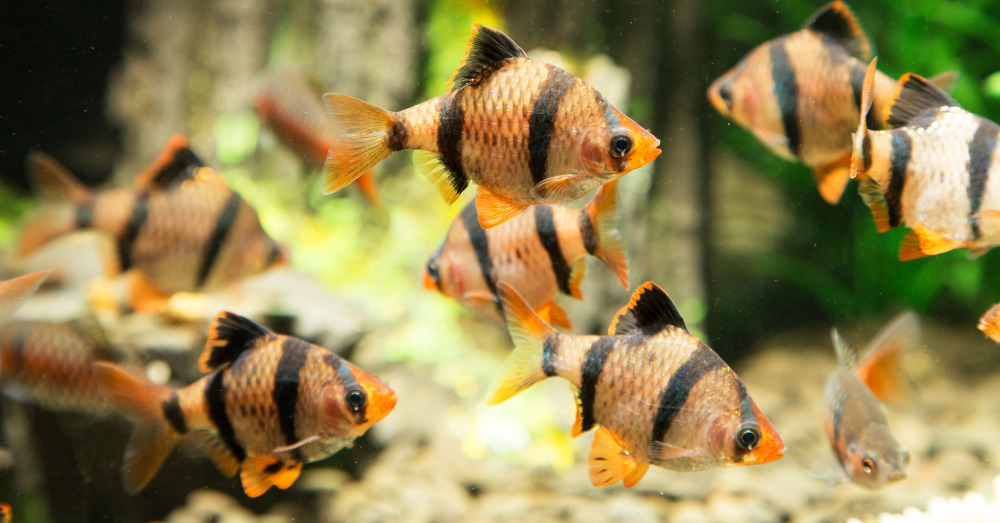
(861, 457, 876, 475)
(736, 425, 761, 451)
(345, 388, 366, 412)
(717, 81, 733, 110)
(610, 134, 633, 158)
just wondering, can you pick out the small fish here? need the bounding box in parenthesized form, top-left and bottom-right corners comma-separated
(978, 302, 1000, 343)
(19, 136, 287, 309)
(825, 323, 911, 489)
(423, 179, 628, 329)
(251, 68, 380, 205)
(93, 311, 396, 497)
(851, 58, 1000, 260)
(0, 318, 124, 415)
(0, 503, 9, 523)
(707, 2, 956, 204)
(488, 282, 784, 487)
(0, 271, 49, 325)
(322, 24, 661, 229)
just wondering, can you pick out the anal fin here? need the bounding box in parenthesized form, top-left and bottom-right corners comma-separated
(475, 185, 528, 229)
(241, 456, 303, 498)
(414, 150, 468, 205)
(858, 178, 892, 233)
(899, 225, 962, 261)
(191, 431, 240, 477)
(813, 156, 851, 205)
(588, 426, 646, 487)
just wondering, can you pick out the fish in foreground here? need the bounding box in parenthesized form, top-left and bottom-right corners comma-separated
(0, 318, 124, 415)
(488, 282, 784, 487)
(825, 313, 916, 488)
(322, 24, 661, 229)
(93, 311, 396, 497)
(707, 2, 956, 205)
(0, 271, 49, 325)
(978, 303, 1000, 343)
(851, 58, 1000, 260)
(423, 179, 628, 329)
(19, 136, 287, 310)
(251, 68, 379, 205)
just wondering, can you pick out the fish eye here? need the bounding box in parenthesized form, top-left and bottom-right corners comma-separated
(345, 388, 367, 412)
(861, 456, 876, 475)
(717, 81, 733, 110)
(736, 425, 761, 451)
(609, 134, 633, 158)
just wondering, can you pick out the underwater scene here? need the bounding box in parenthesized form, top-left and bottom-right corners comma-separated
(4, 0, 1000, 521)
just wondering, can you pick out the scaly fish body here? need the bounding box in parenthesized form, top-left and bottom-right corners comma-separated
(20, 136, 286, 299)
(94, 311, 396, 497)
(851, 59, 1000, 260)
(322, 24, 660, 229)
(424, 180, 627, 329)
(489, 282, 783, 487)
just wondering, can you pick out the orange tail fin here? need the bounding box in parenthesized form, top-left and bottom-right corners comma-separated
(92, 362, 179, 494)
(486, 282, 558, 405)
(858, 312, 919, 406)
(582, 179, 629, 288)
(322, 94, 399, 195)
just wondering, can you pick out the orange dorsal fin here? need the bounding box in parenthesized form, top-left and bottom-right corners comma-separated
(588, 426, 646, 488)
(813, 156, 852, 205)
(448, 24, 526, 91)
(607, 282, 686, 337)
(582, 179, 629, 288)
(0, 271, 49, 325)
(803, 1, 871, 61)
(475, 185, 529, 229)
(884, 73, 961, 129)
(134, 135, 205, 191)
(413, 150, 469, 205)
(486, 282, 558, 406)
(240, 456, 303, 498)
(199, 311, 273, 373)
(858, 312, 919, 405)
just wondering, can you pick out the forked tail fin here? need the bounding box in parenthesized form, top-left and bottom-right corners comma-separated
(486, 282, 558, 405)
(322, 94, 400, 195)
(582, 179, 629, 288)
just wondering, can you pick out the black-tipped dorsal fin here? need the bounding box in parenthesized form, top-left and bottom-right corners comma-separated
(199, 311, 273, 373)
(884, 73, 961, 128)
(134, 135, 206, 191)
(448, 24, 526, 91)
(607, 282, 687, 337)
(803, 1, 872, 61)
(831, 328, 859, 369)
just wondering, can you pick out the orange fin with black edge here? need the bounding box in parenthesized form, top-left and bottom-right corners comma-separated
(134, 135, 205, 191)
(322, 94, 399, 195)
(582, 179, 629, 288)
(200, 311, 273, 373)
(589, 425, 646, 487)
(476, 185, 529, 229)
(414, 150, 469, 205)
(858, 312, 919, 406)
(486, 282, 557, 405)
(803, 1, 871, 61)
(813, 156, 851, 205)
(448, 24, 526, 91)
(883, 73, 961, 129)
(240, 456, 303, 498)
(607, 281, 687, 336)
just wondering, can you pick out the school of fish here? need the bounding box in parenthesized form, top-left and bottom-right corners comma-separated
(2, 5, 1000, 504)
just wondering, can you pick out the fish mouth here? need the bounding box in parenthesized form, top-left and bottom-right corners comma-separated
(646, 139, 662, 163)
(422, 269, 438, 292)
(885, 468, 907, 483)
(367, 387, 398, 424)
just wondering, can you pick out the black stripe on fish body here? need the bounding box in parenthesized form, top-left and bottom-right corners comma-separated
(196, 192, 243, 289)
(579, 210, 597, 256)
(162, 391, 188, 434)
(118, 193, 150, 271)
(542, 334, 559, 377)
(386, 118, 408, 152)
(534, 205, 572, 295)
(578, 337, 616, 434)
(850, 61, 877, 131)
(967, 121, 998, 240)
(274, 337, 311, 459)
(650, 344, 725, 445)
(861, 133, 873, 173)
(886, 132, 911, 228)
(528, 66, 573, 186)
(75, 199, 95, 229)
(459, 203, 502, 315)
(437, 93, 470, 195)
(768, 40, 801, 159)
(205, 369, 246, 462)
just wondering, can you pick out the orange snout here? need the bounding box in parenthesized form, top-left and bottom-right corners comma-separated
(743, 402, 785, 465)
(365, 381, 397, 425)
(707, 73, 736, 118)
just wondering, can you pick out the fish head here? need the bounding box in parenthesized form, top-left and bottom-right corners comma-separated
(706, 395, 785, 467)
(576, 109, 660, 177)
(323, 363, 397, 436)
(843, 427, 909, 488)
(423, 245, 444, 293)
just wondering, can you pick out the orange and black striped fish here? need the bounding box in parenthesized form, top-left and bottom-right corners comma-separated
(322, 24, 660, 229)
(825, 316, 914, 489)
(0, 271, 49, 325)
(851, 58, 1000, 260)
(0, 318, 124, 415)
(423, 180, 628, 329)
(488, 282, 784, 487)
(707, 2, 956, 204)
(251, 68, 380, 205)
(977, 302, 1000, 343)
(19, 136, 287, 308)
(93, 311, 396, 498)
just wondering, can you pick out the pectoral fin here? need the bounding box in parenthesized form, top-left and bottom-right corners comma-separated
(240, 456, 303, 498)
(898, 225, 963, 261)
(648, 440, 699, 461)
(588, 426, 647, 488)
(531, 174, 590, 203)
(475, 185, 528, 229)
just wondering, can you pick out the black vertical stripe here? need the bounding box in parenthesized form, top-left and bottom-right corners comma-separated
(967, 122, 998, 240)
(578, 337, 615, 434)
(579, 211, 597, 255)
(534, 206, 572, 295)
(861, 133, 873, 173)
(118, 194, 150, 271)
(769, 41, 801, 159)
(651, 345, 724, 444)
(205, 370, 246, 461)
(541, 335, 559, 376)
(437, 93, 469, 194)
(196, 192, 243, 288)
(528, 67, 573, 185)
(161, 392, 188, 434)
(886, 132, 911, 228)
(460, 203, 501, 315)
(75, 200, 94, 229)
(274, 338, 310, 457)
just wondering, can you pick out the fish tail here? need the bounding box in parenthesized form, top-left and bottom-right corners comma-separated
(321, 94, 400, 195)
(487, 282, 558, 406)
(19, 152, 94, 256)
(582, 179, 629, 288)
(858, 312, 919, 405)
(850, 58, 878, 180)
(92, 362, 180, 494)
